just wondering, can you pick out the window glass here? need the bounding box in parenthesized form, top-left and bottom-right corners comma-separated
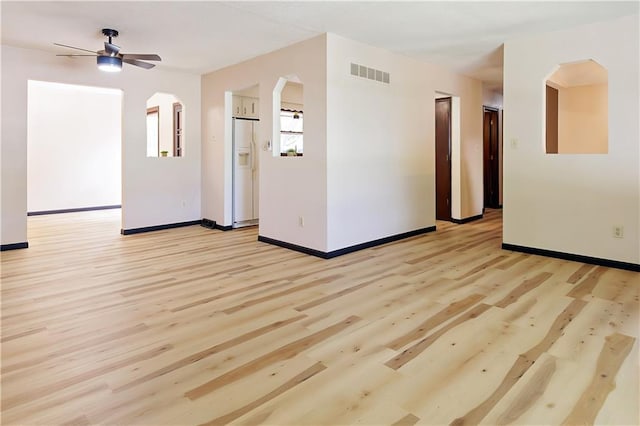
(280, 110, 303, 155)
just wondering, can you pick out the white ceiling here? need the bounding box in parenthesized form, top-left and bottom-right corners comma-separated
(2, 1, 637, 91)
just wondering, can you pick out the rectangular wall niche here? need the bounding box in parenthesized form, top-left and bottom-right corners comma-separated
(350, 63, 390, 84)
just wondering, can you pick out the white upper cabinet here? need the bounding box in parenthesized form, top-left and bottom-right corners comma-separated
(233, 95, 259, 119)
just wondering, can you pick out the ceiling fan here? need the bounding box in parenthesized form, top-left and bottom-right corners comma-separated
(55, 28, 161, 72)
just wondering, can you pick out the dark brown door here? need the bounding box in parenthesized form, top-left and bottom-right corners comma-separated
(435, 98, 452, 221)
(546, 85, 558, 154)
(173, 102, 183, 157)
(483, 108, 500, 208)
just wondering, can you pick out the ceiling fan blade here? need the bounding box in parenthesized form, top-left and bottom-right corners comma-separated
(121, 53, 161, 61)
(56, 54, 97, 57)
(53, 43, 97, 54)
(104, 42, 121, 56)
(123, 58, 155, 69)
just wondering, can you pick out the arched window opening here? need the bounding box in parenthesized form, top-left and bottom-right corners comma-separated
(146, 92, 185, 157)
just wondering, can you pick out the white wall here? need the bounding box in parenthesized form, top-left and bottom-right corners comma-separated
(146, 110, 159, 157)
(1, 44, 201, 245)
(27, 81, 121, 212)
(147, 92, 181, 156)
(503, 15, 639, 264)
(325, 33, 483, 251)
(482, 84, 503, 109)
(201, 35, 327, 251)
(235, 84, 259, 98)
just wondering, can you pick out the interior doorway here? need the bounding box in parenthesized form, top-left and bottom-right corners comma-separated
(232, 84, 260, 228)
(435, 97, 452, 221)
(483, 107, 500, 208)
(27, 80, 122, 219)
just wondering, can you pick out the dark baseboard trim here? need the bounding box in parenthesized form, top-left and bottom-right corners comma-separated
(121, 220, 201, 235)
(28, 205, 121, 216)
(451, 214, 483, 224)
(200, 218, 232, 231)
(1, 242, 29, 251)
(327, 227, 436, 258)
(201, 218, 216, 229)
(502, 243, 640, 272)
(258, 236, 327, 258)
(259, 226, 436, 259)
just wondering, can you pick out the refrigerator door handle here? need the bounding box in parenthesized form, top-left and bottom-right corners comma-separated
(253, 140, 258, 173)
(251, 125, 256, 173)
(250, 140, 256, 173)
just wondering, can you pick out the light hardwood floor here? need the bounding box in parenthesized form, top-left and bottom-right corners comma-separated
(1, 209, 638, 425)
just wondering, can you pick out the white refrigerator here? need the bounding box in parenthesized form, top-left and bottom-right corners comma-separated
(233, 118, 259, 227)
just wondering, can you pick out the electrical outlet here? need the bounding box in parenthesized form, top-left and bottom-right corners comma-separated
(298, 216, 304, 227)
(613, 226, 624, 238)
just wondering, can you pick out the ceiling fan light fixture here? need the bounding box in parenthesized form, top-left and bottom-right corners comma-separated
(97, 55, 122, 72)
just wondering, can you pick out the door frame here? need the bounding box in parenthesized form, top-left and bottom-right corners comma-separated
(483, 106, 500, 209)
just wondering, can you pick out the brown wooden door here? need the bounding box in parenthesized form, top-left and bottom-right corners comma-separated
(173, 102, 183, 157)
(435, 98, 452, 221)
(483, 108, 500, 208)
(546, 85, 558, 154)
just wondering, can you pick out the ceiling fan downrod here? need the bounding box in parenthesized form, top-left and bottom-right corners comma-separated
(101, 28, 119, 45)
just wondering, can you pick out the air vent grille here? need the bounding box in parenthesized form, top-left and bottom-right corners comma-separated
(350, 63, 390, 84)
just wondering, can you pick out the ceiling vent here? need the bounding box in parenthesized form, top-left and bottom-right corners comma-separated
(350, 63, 390, 84)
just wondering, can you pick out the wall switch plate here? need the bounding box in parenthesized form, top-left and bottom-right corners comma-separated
(613, 225, 624, 238)
(510, 138, 518, 149)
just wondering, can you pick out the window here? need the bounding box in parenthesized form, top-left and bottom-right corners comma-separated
(545, 60, 608, 154)
(280, 109, 303, 156)
(272, 77, 304, 157)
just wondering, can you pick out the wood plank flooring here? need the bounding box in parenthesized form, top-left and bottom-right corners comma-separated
(1, 209, 638, 425)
